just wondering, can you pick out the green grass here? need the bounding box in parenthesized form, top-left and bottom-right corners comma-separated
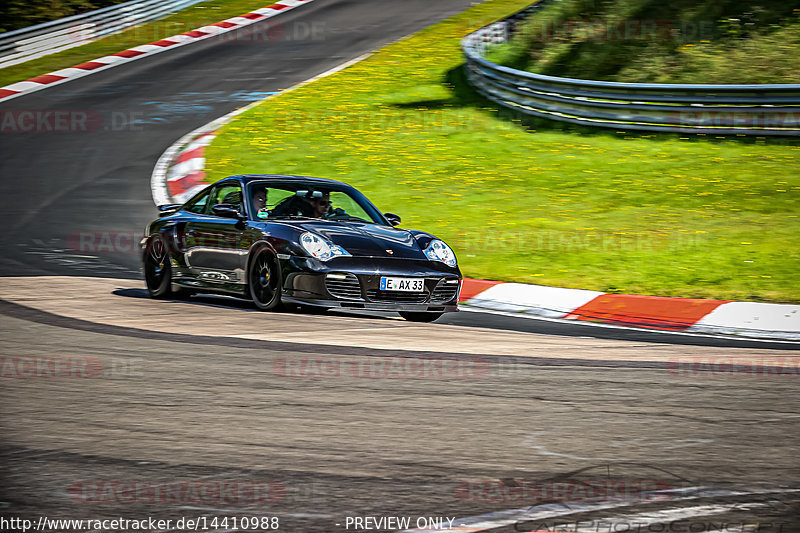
(0, 0, 281, 88)
(485, 0, 800, 83)
(2, 1, 130, 33)
(617, 20, 800, 84)
(205, 0, 800, 303)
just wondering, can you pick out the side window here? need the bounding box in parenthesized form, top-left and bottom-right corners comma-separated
(184, 190, 211, 214)
(212, 184, 243, 214)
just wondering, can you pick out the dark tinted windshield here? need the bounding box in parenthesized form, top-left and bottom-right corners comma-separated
(247, 181, 385, 224)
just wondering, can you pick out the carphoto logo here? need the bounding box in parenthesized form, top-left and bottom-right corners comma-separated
(0, 356, 137, 379)
(273, 355, 492, 379)
(455, 479, 675, 505)
(667, 356, 800, 379)
(0, 110, 142, 133)
(68, 480, 285, 504)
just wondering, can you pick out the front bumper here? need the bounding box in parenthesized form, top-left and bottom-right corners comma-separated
(281, 256, 461, 312)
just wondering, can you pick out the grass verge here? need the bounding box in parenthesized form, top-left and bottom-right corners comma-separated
(205, 0, 800, 303)
(485, 0, 800, 83)
(0, 0, 282, 88)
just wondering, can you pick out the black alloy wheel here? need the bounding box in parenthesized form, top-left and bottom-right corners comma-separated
(249, 249, 282, 311)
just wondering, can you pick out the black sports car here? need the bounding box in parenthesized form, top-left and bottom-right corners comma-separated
(142, 175, 462, 321)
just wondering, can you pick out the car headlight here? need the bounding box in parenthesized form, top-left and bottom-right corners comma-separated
(300, 232, 351, 261)
(424, 239, 457, 267)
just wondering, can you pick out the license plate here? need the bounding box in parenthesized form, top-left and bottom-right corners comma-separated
(380, 277, 424, 292)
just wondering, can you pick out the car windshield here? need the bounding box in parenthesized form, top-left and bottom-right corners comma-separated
(247, 181, 385, 224)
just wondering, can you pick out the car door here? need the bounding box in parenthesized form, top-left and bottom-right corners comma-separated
(184, 182, 248, 285)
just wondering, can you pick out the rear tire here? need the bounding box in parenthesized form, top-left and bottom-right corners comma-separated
(399, 311, 444, 323)
(248, 248, 283, 311)
(143, 235, 172, 299)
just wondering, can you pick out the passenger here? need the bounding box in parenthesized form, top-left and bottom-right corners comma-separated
(271, 190, 329, 218)
(308, 191, 331, 218)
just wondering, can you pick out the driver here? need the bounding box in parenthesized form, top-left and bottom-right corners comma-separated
(253, 188, 269, 219)
(253, 188, 267, 211)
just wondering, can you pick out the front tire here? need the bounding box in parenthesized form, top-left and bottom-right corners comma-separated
(248, 248, 282, 311)
(399, 311, 444, 323)
(143, 235, 172, 298)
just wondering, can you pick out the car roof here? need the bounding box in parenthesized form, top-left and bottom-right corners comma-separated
(221, 174, 351, 187)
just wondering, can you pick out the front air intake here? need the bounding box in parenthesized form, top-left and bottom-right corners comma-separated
(325, 273, 363, 300)
(430, 278, 459, 303)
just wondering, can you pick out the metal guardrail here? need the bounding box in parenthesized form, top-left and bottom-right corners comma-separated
(0, 0, 208, 69)
(462, 2, 800, 136)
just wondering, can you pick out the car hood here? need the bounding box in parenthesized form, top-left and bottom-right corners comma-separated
(287, 220, 427, 259)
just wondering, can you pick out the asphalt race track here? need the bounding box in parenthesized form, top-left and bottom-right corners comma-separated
(1, 1, 799, 532)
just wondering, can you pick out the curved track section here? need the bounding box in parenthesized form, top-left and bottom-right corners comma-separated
(1, 279, 799, 531)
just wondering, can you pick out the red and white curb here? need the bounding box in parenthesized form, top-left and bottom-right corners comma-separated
(0, 0, 315, 104)
(153, 127, 220, 206)
(459, 279, 800, 341)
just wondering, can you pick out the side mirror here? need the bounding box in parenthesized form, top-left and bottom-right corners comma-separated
(212, 203, 244, 220)
(157, 204, 181, 217)
(384, 212, 401, 227)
